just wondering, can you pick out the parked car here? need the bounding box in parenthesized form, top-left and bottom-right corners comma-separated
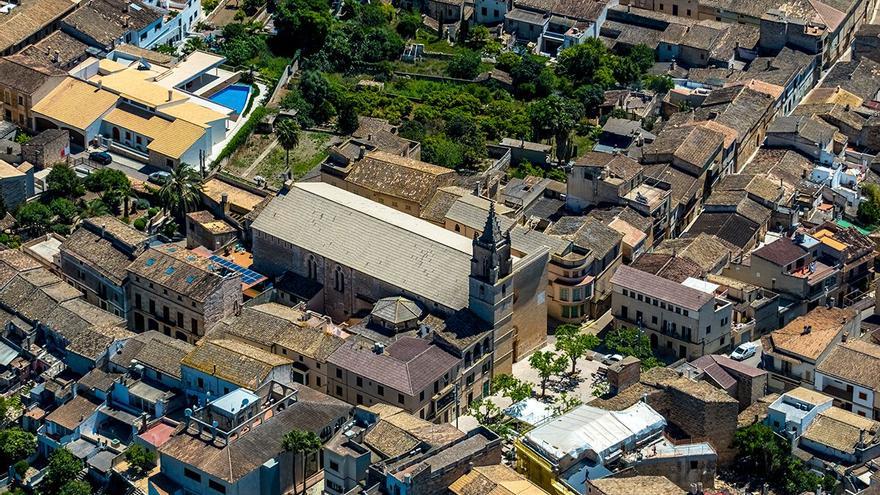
(602, 354, 624, 365)
(730, 342, 759, 361)
(89, 151, 112, 165)
(148, 171, 171, 185)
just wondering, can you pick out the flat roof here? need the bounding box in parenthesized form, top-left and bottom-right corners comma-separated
(91, 68, 188, 107)
(153, 51, 226, 89)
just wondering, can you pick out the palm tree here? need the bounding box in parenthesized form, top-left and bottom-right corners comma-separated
(80, 199, 110, 219)
(282, 429, 321, 495)
(158, 162, 202, 220)
(275, 118, 300, 180)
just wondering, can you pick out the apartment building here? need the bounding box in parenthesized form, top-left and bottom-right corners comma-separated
(126, 244, 242, 343)
(723, 235, 840, 322)
(326, 337, 461, 423)
(0, 56, 64, 130)
(611, 264, 733, 360)
(815, 340, 880, 419)
(59, 216, 148, 317)
(760, 306, 860, 391)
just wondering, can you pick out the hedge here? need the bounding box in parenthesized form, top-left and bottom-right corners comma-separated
(212, 106, 268, 167)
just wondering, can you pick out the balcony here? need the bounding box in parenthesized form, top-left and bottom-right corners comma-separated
(821, 384, 852, 403)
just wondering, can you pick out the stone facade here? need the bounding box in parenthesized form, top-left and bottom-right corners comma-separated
(21, 129, 69, 168)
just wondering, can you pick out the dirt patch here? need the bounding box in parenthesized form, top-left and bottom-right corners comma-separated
(224, 131, 338, 188)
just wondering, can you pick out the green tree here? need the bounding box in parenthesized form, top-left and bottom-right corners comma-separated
(605, 327, 661, 369)
(275, 118, 301, 177)
(396, 10, 421, 38)
(422, 135, 463, 168)
(529, 95, 583, 162)
(644, 74, 674, 93)
(124, 444, 156, 475)
(84, 168, 131, 213)
(299, 70, 336, 124)
(158, 163, 201, 219)
(240, 0, 263, 15)
(80, 199, 110, 219)
(183, 36, 207, 55)
(492, 374, 532, 402)
(556, 39, 611, 87)
(734, 423, 788, 477)
(572, 84, 604, 115)
(0, 429, 36, 468)
(466, 25, 493, 51)
(274, 0, 332, 54)
(626, 44, 656, 73)
(555, 324, 600, 374)
(46, 164, 82, 198)
(42, 448, 83, 495)
(282, 430, 322, 495)
(528, 350, 567, 397)
(336, 100, 360, 135)
(468, 398, 502, 425)
(447, 50, 482, 79)
(59, 480, 93, 495)
(552, 392, 583, 415)
(858, 183, 880, 225)
(16, 202, 52, 236)
(49, 198, 78, 225)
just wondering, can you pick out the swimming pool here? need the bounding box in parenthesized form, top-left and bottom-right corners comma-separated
(209, 83, 251, 115)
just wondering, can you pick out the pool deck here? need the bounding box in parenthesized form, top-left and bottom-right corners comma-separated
(208, 80, 266, 163)
(192, 66, 239, 97)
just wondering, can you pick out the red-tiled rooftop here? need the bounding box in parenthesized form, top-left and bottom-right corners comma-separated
(140, 421, 177, 448)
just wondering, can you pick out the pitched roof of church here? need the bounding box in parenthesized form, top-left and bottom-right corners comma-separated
(252, 182, 476, 311)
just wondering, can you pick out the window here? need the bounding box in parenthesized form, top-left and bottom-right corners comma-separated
(184, 467, 201, 482)
(686, 8, 691, 15)
(191, 318, 198, 333)
(177, 312, 184, 326)
(197, 377, 203, 388)
(560, 288, 570, 302)
(690, 461, 698, 469)
(398, 393, 405, 404)
(652, 316, 658, 324)
(329, 461, 340, 472)
(135, 293, 142, 309)
(356, 377, 363, 387)
(481, 6, 487, 14)
(208, 480, 226, 494)
(336, 385, 343, 396)
(356, 394, 363, 405)
(307, 256, 317, 280)
(378, 385, 384, 396)
(419, 391, 425, 401)
(336, 369, 342, 379)
(859, 392, 868, 400)
(334, 266, 344, 292)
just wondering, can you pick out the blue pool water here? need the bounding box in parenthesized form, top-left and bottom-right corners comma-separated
(209, 84, 251, 115)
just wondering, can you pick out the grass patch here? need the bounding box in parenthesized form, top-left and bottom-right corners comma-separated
(414, 29, 466, 55)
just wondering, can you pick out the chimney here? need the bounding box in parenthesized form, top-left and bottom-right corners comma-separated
(802, 325, 812, 334)
(358, 145, 366, 160)
(220, 192, 229, 216)
(167, 89, 173, 102)
(97, 80, 102, 90)
(101, 223, 106, 238)
(52, 50, 59, 63)
(842, 331, 848, 343)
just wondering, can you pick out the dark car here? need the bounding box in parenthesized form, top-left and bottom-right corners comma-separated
(89, 151, 112, 165)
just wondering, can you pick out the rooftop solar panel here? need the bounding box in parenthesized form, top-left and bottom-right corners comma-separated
(208, 255, 266, 285)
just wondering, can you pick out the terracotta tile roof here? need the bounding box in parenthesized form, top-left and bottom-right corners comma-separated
(0, 56, 62, 94)
(450, 464, 548, 495)
(17, 31, 89, 70)
(630, 253, 703, 282)
(31, 77, 119, 131)
(111, 330, 194, 379)
(766, 307, 856, 362)
(181, 339, 292, 389)
(45, 395, 101, 431)
(159, 386, 351, 483)
(514, 0, 609, 19)
(128, 245, 236, 302)
(816, 340, 880, 391)
(590, 476, 685, 495)
(752, 237, 805, 266)
(802, 407, 880, 455)
(346, 151, 455, 209)
(327, 336, 459, 396)
(113, 43, 174, 66)
(63, 0, 161, 47)
(0, 0, 76, 53)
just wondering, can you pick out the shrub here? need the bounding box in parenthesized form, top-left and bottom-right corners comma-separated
(133, 217, 147, 231)
(135, 198, 150, 210)
(212, 106, 268, 166)
(147, 207, 160, 218)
